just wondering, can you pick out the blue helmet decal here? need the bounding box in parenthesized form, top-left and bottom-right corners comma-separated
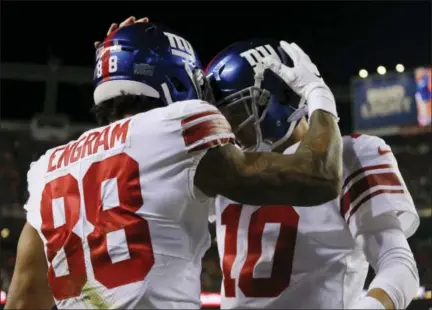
(93, 22, 205, 107)
(205, 38, 307, 151)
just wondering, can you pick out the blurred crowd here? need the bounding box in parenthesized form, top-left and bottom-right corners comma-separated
(0, 127, 431, 297)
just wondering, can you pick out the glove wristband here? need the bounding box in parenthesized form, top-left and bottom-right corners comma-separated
(306, 86, 339, 121)
(350, 296, 385, 309)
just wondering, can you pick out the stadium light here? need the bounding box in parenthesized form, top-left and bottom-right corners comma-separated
(0, 228, 9, 239)
(377, 66, 387, 75)
(396, 64, 405, 73)
(359, 69, 368, 78)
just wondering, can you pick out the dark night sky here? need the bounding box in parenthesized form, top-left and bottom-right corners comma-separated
(1, 1, 431, 131)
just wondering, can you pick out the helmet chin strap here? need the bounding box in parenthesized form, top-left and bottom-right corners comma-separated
(245, 141, 272, 152)
(184, 61, 204, 99)
(232, 63, 308, 153)
(250, 63, 267, 152)
(270, 119, 299, 151)
(270, 97, 307, 151)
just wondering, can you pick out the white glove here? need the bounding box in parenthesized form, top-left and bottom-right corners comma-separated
(261, 41, 338, 120)
(349, 296, 385, 309)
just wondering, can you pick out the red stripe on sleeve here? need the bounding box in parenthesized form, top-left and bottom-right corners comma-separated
(346, 189, 405, 224)
(340, 171, 403, 218)
(182, 118, 233, 147)
(188, 137, 235, 152)
(181, 110, 221, 126)
(341, 164, 393, 190)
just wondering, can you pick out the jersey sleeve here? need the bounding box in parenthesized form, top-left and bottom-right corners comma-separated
(23, 159, 45, 229)
(340, 135, 419, 238)
(179, 100, 235, 153)
(177, 100, 236, 200)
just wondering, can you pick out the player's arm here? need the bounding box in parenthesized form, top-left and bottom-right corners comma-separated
(196, 41, 342, 206)
(195, 108, 342, 206)
(341, 136, 420, 309)
(339, 135, 419, 237)
(5, 222, 55, 310)
(349, 213, 419, 310)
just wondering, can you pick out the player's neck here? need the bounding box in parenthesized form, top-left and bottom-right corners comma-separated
(109, 113, 135, 124)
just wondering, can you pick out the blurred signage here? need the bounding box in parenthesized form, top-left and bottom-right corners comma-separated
(352, 72, 418, 131)
(414, 67, 432, 128)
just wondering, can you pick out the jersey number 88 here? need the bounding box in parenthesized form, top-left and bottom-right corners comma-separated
(95, 55, 118, 79)
(40, 153, 154, 300)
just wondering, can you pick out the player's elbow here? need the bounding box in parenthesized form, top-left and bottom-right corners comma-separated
(227, 163, 342, 206)
(296, 161, 342, 205)
(317, 176, 341, 202)
(290, 155, 342, 205)
(316, 157, 343, 203)
(299, 174, 341, 205)
(326, 171, 342, 197)
(237, 171, 341, 206)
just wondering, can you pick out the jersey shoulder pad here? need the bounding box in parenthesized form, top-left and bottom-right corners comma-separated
(170, 100, 235, 153)
(340, 134, 419, 237)
(24, 153, 49, 215)
(343, 134, 392, 159)
(165, 99, 219, 119)
(27, 152, 48, 182)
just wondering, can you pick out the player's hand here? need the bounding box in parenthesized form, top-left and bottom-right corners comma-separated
(94, 16, 150, 48)
(262, 41, 338, 119)
(262, 41, 329, 99)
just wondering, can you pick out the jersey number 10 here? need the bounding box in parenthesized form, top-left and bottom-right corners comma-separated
(40, 153, 154, 300)
(221, 204, 299, 298)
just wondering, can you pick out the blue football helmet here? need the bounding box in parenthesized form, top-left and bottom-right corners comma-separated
(205, 38, 307, 151)
(93, 22, 211, 106)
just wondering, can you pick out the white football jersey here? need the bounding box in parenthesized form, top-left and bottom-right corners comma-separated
(24, 100, 235, 309)
(215, 134, 419, 309)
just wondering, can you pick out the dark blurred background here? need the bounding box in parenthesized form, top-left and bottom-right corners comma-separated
(0, 1, 431, 309)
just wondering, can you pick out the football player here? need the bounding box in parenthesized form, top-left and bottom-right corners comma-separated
(206, 38, 420, 309)
(6, 21, 343, 309)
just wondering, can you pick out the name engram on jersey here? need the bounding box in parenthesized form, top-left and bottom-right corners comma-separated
(24, 100, 235, 309)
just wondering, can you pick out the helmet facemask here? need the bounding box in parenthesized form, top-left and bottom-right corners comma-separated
(216, 63, 308, 152)
(268, 97, 307, 151)
(182, 60, 216, 104)
(216, 64, 272, 151)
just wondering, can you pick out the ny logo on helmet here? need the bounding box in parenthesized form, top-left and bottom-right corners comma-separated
(164, 32, 196, 64)
(240, 45, 281, 74)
